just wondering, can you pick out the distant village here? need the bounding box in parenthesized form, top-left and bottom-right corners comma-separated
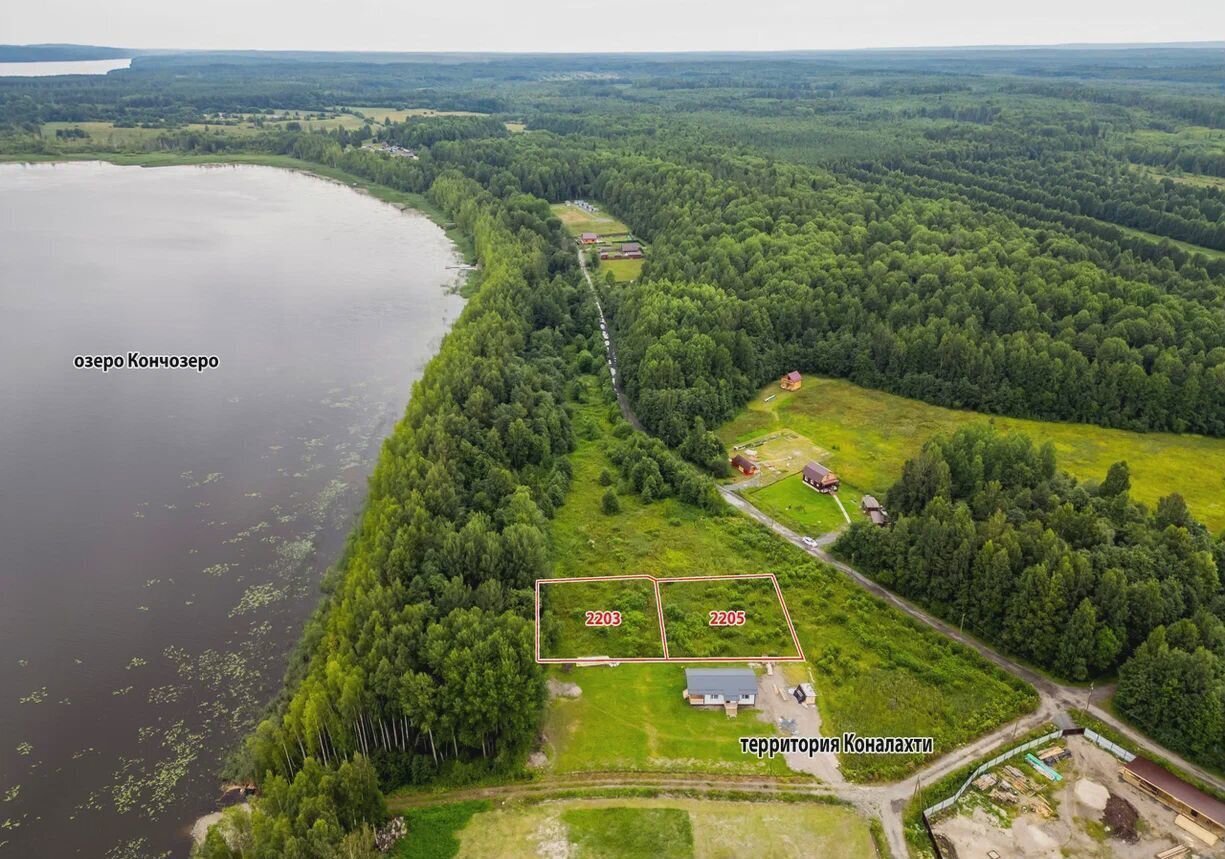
(361, 141, 418, 159)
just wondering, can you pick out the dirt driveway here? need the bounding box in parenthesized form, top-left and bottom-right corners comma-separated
(754, 667, 843, 784)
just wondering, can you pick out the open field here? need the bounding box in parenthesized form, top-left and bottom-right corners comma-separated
(393, 800, 492, 859)
(564, 807, 693, 858)
(720, 376, 1225, 534)
(452, 798, 875, 858)
(346, 106, 487, 122)
(540, 577, 664, 660)
(550, 201, 631, 237)
(745, 473, 864, 537)
(597, 257, 645, 282)
(542, 663, 791, 775)
(547, 378, 1037, 780)
(659, 576, 800, 659)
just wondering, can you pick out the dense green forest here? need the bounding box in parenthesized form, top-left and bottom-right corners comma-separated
(835, 427, 1224, 770)
(6, 43, 1225, 851)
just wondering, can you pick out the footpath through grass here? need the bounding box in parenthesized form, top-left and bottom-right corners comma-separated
(545, 378, 1037, 781)
(721, 375, 1225, 533)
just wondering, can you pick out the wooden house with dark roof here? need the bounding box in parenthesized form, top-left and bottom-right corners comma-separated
(802, 461, 839, 493)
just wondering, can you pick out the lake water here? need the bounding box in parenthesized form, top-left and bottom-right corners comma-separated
(0, 161, 465, 857)
(0, 59, 132, 77)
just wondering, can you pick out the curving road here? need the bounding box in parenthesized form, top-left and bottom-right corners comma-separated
(719, 484, 1225, 796)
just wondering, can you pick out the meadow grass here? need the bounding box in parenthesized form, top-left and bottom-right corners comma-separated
(563, 807, 693, 858)
(546, 379, 1037, 780)
(659, 577, 799, 658)
(452, 798, 874, 858)
(541, 578, 664, 659)
(720, 376, 1225, 533)
(393, 800, 492, 859)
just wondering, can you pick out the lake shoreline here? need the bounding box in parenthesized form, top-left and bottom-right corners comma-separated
(0, 151, 478, 271)
(0, 160, 468, 857)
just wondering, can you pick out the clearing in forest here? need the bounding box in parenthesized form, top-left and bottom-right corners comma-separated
(550, 201, 631, 238)
(720, 375, 1225, 533)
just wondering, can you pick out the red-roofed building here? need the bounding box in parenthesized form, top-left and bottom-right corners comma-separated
(1120, 757, 1225, 838)
(731, 454, 758, 476)
(780, 371, 802, 391)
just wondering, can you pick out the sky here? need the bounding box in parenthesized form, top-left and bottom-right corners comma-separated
(3, 0, 1224, 53)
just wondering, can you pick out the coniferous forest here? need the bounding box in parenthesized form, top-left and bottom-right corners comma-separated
(4, 44, 1225, 855)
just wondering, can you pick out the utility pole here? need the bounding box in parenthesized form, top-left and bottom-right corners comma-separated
(1085, 681, 1095, 711)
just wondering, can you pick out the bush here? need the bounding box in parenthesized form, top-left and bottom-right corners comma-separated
(601, 489, 621, 514)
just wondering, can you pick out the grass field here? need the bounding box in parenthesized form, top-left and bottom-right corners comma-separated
(659, 577, 800, 659)
(543, 663, 791, 775)
(546, 378, 1037, 780)
(541, 577, 664, 660)
(550, 201, 631, 237)
(393, 800, 491, 859)
(346, 106, 487, 123)
(597, 257, 645, 281)
(745, 474, 863, 537)
(720, 376, 1225, 534)
(564, 807, 693, 858)
(452, 798, 875, 858)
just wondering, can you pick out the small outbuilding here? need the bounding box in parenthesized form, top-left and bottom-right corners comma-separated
(731, 453, 758, 476)
(1120, 757, 1225, 839)
(780, 370, 803, 391)
(684, 668, 757, 707)
(802, 461, 840, 493)
(580, 232, 598, 244)
(860, 495, 889, 526)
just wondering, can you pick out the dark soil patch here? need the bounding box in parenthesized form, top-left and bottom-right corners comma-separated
(1102, 793, 1139, 843)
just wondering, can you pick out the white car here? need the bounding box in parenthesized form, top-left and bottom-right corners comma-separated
(801, 536, 818, 548)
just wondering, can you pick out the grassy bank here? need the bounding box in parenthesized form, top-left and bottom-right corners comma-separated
(720, 376, 1225, 533)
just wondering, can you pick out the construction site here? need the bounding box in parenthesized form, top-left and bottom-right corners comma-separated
(931, 736, 1224, 858)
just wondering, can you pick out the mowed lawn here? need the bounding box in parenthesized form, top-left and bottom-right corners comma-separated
(745, 473, 865, 538)
(547, 379, 1037, 780)
(550, 202, 631, 237)
(453, 798, 875, 858)
(659, 576, 799, 658)
(543, 663, 790, 775)
(541, 577, 664, 660)
(597, 257, 645, 282)
(721, 376, 1225, 533)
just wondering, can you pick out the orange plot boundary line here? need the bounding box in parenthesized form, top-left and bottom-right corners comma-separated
(534, 573, 805, 664)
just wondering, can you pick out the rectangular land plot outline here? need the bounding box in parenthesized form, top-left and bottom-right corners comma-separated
(534, 573, 805, 664)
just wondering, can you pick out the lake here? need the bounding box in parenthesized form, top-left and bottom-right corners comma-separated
(0, 161, 465, 857)
(0, 59, 133, 77)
